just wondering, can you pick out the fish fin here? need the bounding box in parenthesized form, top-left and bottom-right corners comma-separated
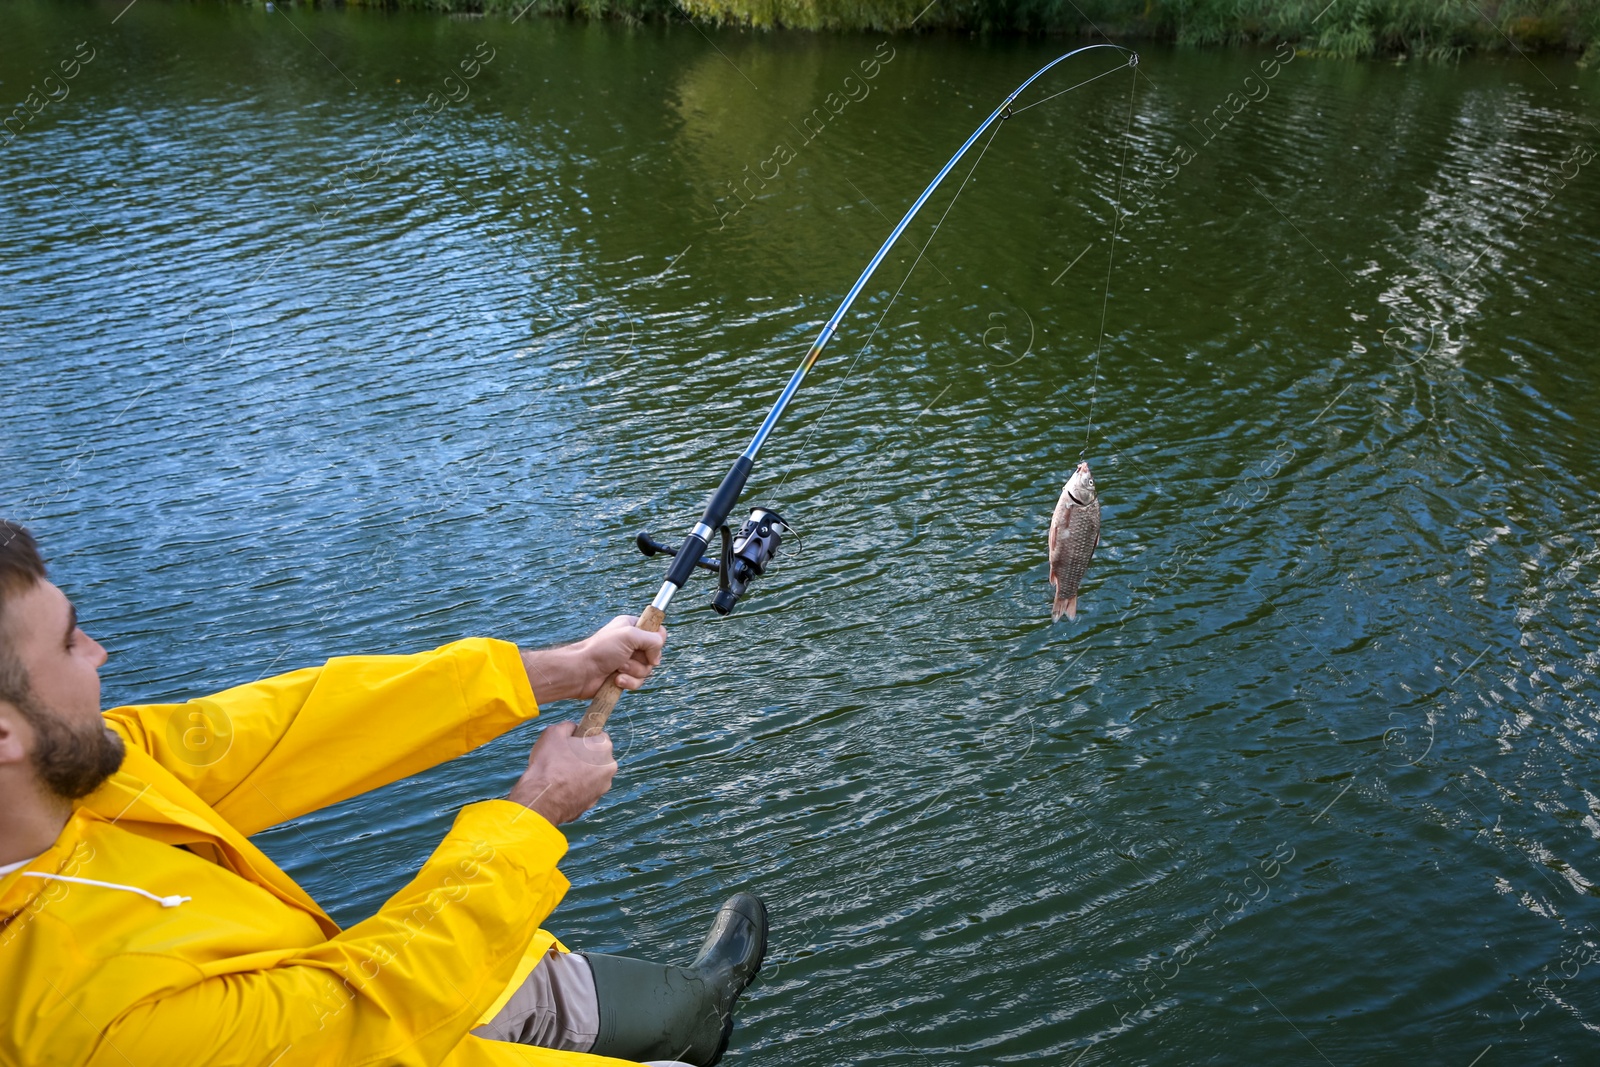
(1052, 600, 1063, 623)
(1065, 597, 1077, 622)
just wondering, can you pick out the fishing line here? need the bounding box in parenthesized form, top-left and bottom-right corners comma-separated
(576, 43, 1141, 737)
(1082, 61, 1140, 461)
(773, 117, 1008, 496)
(1007, 61, 1139, 117)
(775, 56, 1133, 495)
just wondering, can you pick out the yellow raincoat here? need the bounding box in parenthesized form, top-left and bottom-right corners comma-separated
(0, 637, 643, 1067)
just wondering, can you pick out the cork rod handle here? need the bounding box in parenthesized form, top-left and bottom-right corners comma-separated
(574, 603, 667, 738)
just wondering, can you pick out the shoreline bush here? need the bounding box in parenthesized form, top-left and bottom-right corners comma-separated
(329, 0, 1598, 61)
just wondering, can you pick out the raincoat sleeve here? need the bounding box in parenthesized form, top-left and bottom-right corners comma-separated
(84, 800, 624, 1067)
(102, 637, 541, 836)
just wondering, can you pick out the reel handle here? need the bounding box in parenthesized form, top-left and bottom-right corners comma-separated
(575, 603, 666, 738)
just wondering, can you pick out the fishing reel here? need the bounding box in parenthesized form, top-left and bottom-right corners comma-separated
(636, 507, 790, 616)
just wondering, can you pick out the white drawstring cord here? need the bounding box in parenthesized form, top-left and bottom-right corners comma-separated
(22, 871, 190, 908)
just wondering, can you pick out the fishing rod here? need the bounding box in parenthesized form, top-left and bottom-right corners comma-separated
(577, 42, 1140, 737)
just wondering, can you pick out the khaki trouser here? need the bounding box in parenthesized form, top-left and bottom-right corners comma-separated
(472, 946, 692, 1067)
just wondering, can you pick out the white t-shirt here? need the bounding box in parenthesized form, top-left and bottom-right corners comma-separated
(0, 855, 39, 877)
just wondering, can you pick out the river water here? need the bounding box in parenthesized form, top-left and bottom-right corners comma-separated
(4, 1, 1599, 1062)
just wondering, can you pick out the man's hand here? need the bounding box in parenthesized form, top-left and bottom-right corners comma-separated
(521, 615, 667, 704)
(507, 721, 616, 825)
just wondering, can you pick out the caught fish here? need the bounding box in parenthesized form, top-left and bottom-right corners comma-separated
(1048, 461, 1101, 622)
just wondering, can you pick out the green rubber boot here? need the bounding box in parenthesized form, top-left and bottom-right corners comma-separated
(582, 893, 768, 1067)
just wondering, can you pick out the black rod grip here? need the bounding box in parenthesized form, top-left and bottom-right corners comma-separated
(661, 456, 753, 589)
(664, 533, 710, 587)
(702, 456, 754, 532)
(665, 454, 758, 591)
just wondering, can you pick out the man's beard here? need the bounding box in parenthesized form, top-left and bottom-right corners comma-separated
(21, 693, 126, 800)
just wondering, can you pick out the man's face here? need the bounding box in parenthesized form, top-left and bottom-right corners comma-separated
(0, 580, 124, 799)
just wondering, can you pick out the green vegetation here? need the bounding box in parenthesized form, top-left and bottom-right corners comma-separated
(342, 0, 1600, 61)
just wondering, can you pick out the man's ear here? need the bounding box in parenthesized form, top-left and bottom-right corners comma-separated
(0, 702, 32, 768)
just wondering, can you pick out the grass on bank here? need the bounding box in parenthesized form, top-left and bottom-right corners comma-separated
(336, 0, 1599, 60)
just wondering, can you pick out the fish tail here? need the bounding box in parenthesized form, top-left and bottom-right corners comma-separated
(1053, 591, 1076, 623)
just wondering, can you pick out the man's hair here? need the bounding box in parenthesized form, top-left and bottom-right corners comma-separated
(0, 520, 47, 707)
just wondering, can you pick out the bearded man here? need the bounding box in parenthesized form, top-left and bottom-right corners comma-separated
(0, 520, 766, 1067)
